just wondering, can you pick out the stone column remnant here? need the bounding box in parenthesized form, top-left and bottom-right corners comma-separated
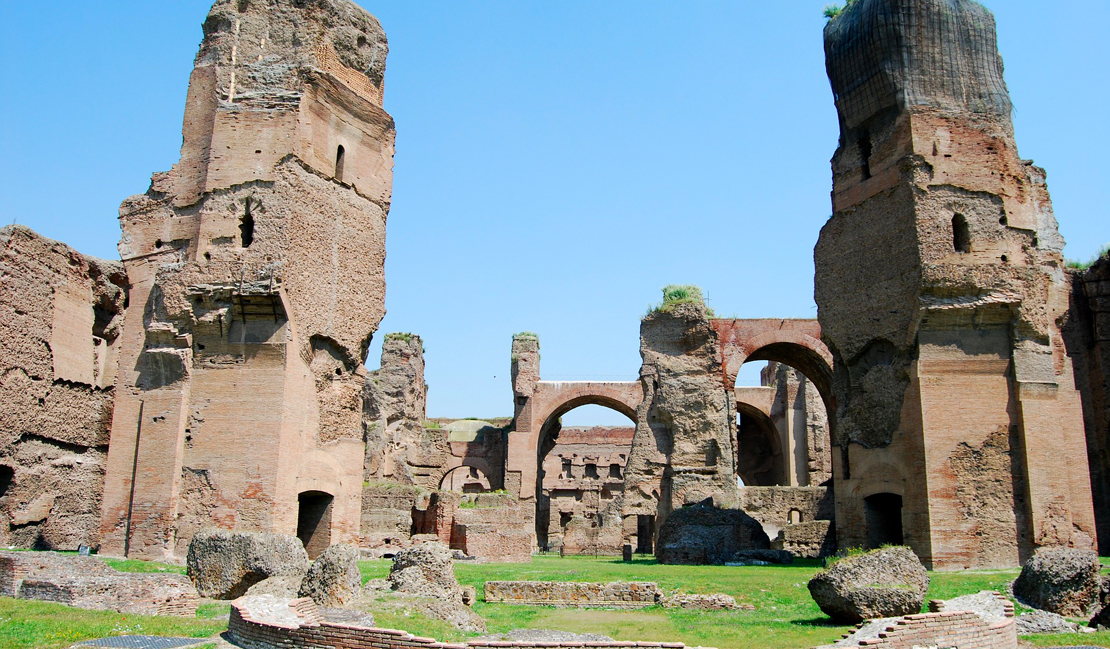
(622, 301, 738, 550)
(363, 333, 428, 485)
(815, 0, 1095, 568)
(99, 0, 395, 560)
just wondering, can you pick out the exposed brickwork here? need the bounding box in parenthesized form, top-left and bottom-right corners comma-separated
(230, 597, 703, 649)
(483, 581, 662, 608)
(0, 226, 126, 550)
(539, 426, 633, 555)
(1067, 257, 1110, 551)
(0, 550, 198, 616)
(816, 0, 1095, 569)
(98, 0, 395, 561)
(831, 612, 1016, 649)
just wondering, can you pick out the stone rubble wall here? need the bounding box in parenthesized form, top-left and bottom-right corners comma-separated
(0, 226, 127, 551)
(483, 581, 662, 608)
(229, 597, 706, 649)
(0, 550, 198, 616)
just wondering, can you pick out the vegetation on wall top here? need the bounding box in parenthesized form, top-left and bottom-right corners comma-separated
(648, 284, 715, 317)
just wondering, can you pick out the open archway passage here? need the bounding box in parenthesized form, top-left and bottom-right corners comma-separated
(537, 405, 634, 556)
(734, 361, 832, 488)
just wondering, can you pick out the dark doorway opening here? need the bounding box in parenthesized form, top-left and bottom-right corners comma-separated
(297, 491, 333, 559)
(864, 492, 904, 548)
(636, 514, 655, 554)
(0, 465, 13, 499)
(952, 214, 971, 253)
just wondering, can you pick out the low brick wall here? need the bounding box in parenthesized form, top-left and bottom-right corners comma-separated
(229, 597, 707, 649)
(0, 550, 198, 616)
(483, 581, 662, 608)
(847, 611, 1016, 649)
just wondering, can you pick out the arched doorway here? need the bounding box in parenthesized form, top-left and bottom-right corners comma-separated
(535, 403, 635, 555)
(440, 465, 492, 493)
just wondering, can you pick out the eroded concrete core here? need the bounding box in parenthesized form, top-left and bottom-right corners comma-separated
(815, 0, 1095, 569)
(0, 226, 127, 550)
(98, 0, 395, 560)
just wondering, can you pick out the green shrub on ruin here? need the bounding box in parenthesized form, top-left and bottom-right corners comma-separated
(823, 0, 857, 20)
(1066, 244, 1110, 271)
(648, 284, 715, 317)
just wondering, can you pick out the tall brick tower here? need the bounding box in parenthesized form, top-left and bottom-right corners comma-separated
(815, 0, 1095, 569)
(99, 0, 394, 559)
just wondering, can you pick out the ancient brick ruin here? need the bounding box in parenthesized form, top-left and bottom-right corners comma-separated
(0, 0, 1106, 578)
(0, 226, 127, 550)
(97, 0, 395, 560)
(815, 0, 1096, 568)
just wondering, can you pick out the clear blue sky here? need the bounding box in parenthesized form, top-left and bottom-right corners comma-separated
(1, 2, 1106, 425)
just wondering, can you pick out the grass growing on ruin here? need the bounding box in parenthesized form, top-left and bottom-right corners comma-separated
(0, 597, 225, 649)
(354, 555, 1110, 649)
(648, 285, 715, 317)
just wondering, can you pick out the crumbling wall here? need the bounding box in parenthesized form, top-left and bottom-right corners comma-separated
(764, 363, 832, 486)
(1067, 256, 1110, 552)
(364, 334, 428, 484)
(484, 581, 662, 607)
(816, 0, 1094, 568)
(539, 426, 631, 555)
(100, 0, 394, 560)
(622, 302, 737, 551)
(359, 483, 425, 556)
(0, 226, 128, 550)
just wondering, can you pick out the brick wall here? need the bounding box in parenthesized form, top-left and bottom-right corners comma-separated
(840, 611, 1016, 649)
(483, 581, 661, 608)
(0, 551, 198, 616)
(229, 597, 703, 649)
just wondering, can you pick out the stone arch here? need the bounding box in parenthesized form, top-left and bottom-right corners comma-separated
(440, 464, 491, 493)
(506, 380, 642, 503)
(735, 402, 785, 486)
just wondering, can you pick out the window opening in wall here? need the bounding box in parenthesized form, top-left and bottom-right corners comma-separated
(0, 465, 13, 499)
(952, 214, 971, 253)
(469, 467, 479, 479)
(864, 492, 904, 548)
(562, 459, 573, 479)
(788, 508, 803, 525)
(636, 515, 655, 554)
(240, 200, 255, 248)
(705, 440, 719, 467)
(296, 491, 333, 559)
(858, 131, 873, 180)
(335, 145, 346, 182)
(584, 463, 599, 479)
(559, 512, 572, 530)
(609, 463, 622, 479)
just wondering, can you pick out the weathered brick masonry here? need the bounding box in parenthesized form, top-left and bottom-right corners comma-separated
(483, 581, 662, 608)
(229, 597, 703, 649)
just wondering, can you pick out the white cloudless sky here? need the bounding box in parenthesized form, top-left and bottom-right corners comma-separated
(1, 1, 1106, 425)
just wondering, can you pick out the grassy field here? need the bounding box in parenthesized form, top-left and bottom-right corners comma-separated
(4, 554, 1110, 649)
(356, 554, 1110, 649)
(0, 597, 225, 649)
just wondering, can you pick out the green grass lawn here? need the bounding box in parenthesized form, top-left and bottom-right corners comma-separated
(5, 553, 1110, 649)
(356, 554, 1110, 649)
(0, 597, 225, 649)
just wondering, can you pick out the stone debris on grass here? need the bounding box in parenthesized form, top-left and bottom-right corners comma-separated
(807, 546, 929, 623)
(186, 529, 309, 600)
(1015, 608, 1094, 635)
(1012, 547, 1102, 617)
(662, 593, 753, 611)
(297, 543, 362, 607)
